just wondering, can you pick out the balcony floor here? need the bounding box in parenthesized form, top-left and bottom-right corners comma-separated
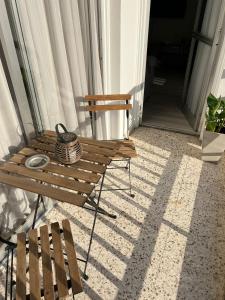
(1, 127, 225, 299)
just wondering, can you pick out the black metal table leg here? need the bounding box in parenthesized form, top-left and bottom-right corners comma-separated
(32, 194, 45, 229)
(5, 247, 9, 299)
(83, 172, 106, 280)
(128, 158, 135, 198)
(32, 194, 41, 229)
(10, 248, 14, 300)
(84, 205, 117, 219)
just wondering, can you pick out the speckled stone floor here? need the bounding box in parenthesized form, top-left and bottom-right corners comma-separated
(1, 127, 225, 299)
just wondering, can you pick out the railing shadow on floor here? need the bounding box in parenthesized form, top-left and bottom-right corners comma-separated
(2, 128, 225, 299)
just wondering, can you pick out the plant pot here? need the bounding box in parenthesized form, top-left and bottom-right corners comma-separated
(202, 129, 225, 162)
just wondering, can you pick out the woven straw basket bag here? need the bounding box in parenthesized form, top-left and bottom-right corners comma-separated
(55, 123, 82, 164)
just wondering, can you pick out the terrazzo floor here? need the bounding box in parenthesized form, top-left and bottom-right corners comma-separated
(1, 127, 225, 299)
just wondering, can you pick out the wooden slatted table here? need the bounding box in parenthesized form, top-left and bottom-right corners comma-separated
(16, 219, 83, 300)
(0, 130, 117, 207)
(0, 130, 119, 281)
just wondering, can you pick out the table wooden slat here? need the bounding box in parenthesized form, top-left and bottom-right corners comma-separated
(40, 225, 55, 300)
(10, 154, 101, 184)
(81, 152, 111, 165)
(17, 147, 107, 174)
(79, 137, 117, 150)
(41, 131, 136, 158)
(70, 160, 106, 174)
(62, 219, 83, 294)
(51, 222, 68, 299)
(0, 163, 93, 195)
(0, 171, 86, 206)
(107, 140, 137, 158)
(81, 144, 116, 157)
(30, 141, 111, 165)
(16, 232, 26, 300)
(29, 229, 41, 300)
(42, 132, 117, 150)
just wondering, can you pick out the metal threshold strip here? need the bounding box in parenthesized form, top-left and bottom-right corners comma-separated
(141, 123, 199, 136)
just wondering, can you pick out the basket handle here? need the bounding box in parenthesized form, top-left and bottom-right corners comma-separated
(55, 123, 68, 141)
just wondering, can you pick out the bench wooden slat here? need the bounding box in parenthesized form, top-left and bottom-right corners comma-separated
(0, 171, 86, 206)
(16, 232, 26, 300)
(62, 219, 83, 294)
(51, 222, 68, 299)
(29, 229, 41, 300)
(0, 163, 93, 195)
(40, 225, 54, 300)
(84, 94, 131, 101)
(86, 104, 132, 112)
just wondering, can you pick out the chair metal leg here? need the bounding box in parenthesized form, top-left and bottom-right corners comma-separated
(99, 158, 135, 198)
(83, 172, 106, 280)
(128, 159, 135, 198)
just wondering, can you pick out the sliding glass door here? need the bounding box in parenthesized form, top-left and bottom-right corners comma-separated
(183, 0, 225, 131)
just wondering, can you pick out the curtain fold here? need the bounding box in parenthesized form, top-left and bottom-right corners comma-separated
(14, 0, 105, 137)
(0, 58, 33, 239)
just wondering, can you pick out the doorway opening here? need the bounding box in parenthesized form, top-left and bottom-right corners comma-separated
(142, 0, 199, 134)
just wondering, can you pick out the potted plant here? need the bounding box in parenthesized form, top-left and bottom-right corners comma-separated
(202, 93, 225, 162)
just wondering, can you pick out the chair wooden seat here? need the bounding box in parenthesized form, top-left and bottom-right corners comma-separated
(16, 219, 82, 300)
(107, 139, 137, 159)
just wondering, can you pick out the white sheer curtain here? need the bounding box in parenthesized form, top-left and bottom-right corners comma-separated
(100, 0, 150, 138)
(13, 0, 105, 137)
(0, 59, 33, 239)
(10, 0, 150, 140)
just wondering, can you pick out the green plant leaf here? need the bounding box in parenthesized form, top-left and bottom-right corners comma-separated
(206, 94, 225, 132)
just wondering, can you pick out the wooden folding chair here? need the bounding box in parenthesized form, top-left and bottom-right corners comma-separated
(85, 94, 137, 197)
(4, 219, 83, 299)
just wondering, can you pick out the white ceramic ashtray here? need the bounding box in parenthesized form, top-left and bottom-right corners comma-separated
(25, 154, 50, 169)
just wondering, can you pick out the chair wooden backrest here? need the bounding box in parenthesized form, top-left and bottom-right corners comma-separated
(84, 94, 132, 112)
(84, 94, 132, 139)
